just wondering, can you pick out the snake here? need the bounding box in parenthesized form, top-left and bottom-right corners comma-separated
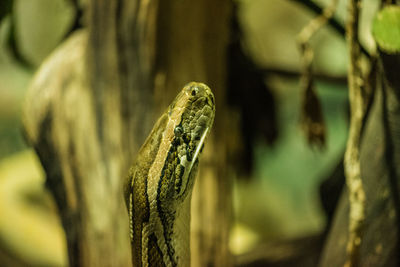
(124, 82, 215, 267)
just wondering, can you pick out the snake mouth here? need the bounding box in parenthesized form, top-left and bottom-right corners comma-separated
(188, 127, 209, 169)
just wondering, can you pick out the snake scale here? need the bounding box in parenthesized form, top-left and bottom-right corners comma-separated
(124, 82, 215, 267)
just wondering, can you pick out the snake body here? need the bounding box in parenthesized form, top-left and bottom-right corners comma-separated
(124, 82, 215, 267)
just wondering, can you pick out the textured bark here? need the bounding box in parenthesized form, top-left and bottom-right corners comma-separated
(22, 0, 232, 266)
(23, 30, 131, 267)
(343, 0, 366, 266)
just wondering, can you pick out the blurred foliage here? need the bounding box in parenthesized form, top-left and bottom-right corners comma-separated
(228, 0, 380, 255)
(232, 78, 347, 245)
(238, 0, 346, 74)
(372, 5, 400, 53)
(230, 0, 350, 250)
(0, 0, 75, 160)
(0, 0, 12, 23)
(0, 1, 74, 262)
(0, 150, 67, 266)
(13, 0, 75, 66)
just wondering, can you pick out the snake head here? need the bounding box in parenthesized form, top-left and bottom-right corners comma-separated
(160, 82, 215, 202)
(125, 82, 215, 266)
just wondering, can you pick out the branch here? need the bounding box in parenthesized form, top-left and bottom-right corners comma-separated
(296, 0, 339, 148)
(343, 0, 366, 266)
(260, 67, 347, 85)
(289, 0, 371, 59)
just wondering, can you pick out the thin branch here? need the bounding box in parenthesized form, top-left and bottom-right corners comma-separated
(296, 0, 339, 148)
(261, 67, 347, 85)
(289, 0, 371, 59)
(343, 0, 366, 266)
(297, 0, 339, 44)
(382, 0, 396, 6)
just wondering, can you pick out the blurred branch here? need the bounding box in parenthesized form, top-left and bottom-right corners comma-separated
(5, 11, 34, 70)
(0, 247, 28, 267)
(289, 0, 371, 59)
(261, 67, 347, 85)
(296, 0, 339, 148)
(297, 0, 339, 44)
(382, 0, 396, 5)
(235, 235, 323, 267)
(64, 0, 83, 37)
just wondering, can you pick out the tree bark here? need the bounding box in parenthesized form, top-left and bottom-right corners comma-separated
(22, 0, 233, 266)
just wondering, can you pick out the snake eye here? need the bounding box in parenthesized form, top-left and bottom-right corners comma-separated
(174, 126, 183, 137)
(191, 87, 199, 96)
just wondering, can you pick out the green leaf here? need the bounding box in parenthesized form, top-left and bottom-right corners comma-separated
(372, 5, 400, 54)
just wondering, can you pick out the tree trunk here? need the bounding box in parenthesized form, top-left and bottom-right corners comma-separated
(22, 0, 233, 266)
